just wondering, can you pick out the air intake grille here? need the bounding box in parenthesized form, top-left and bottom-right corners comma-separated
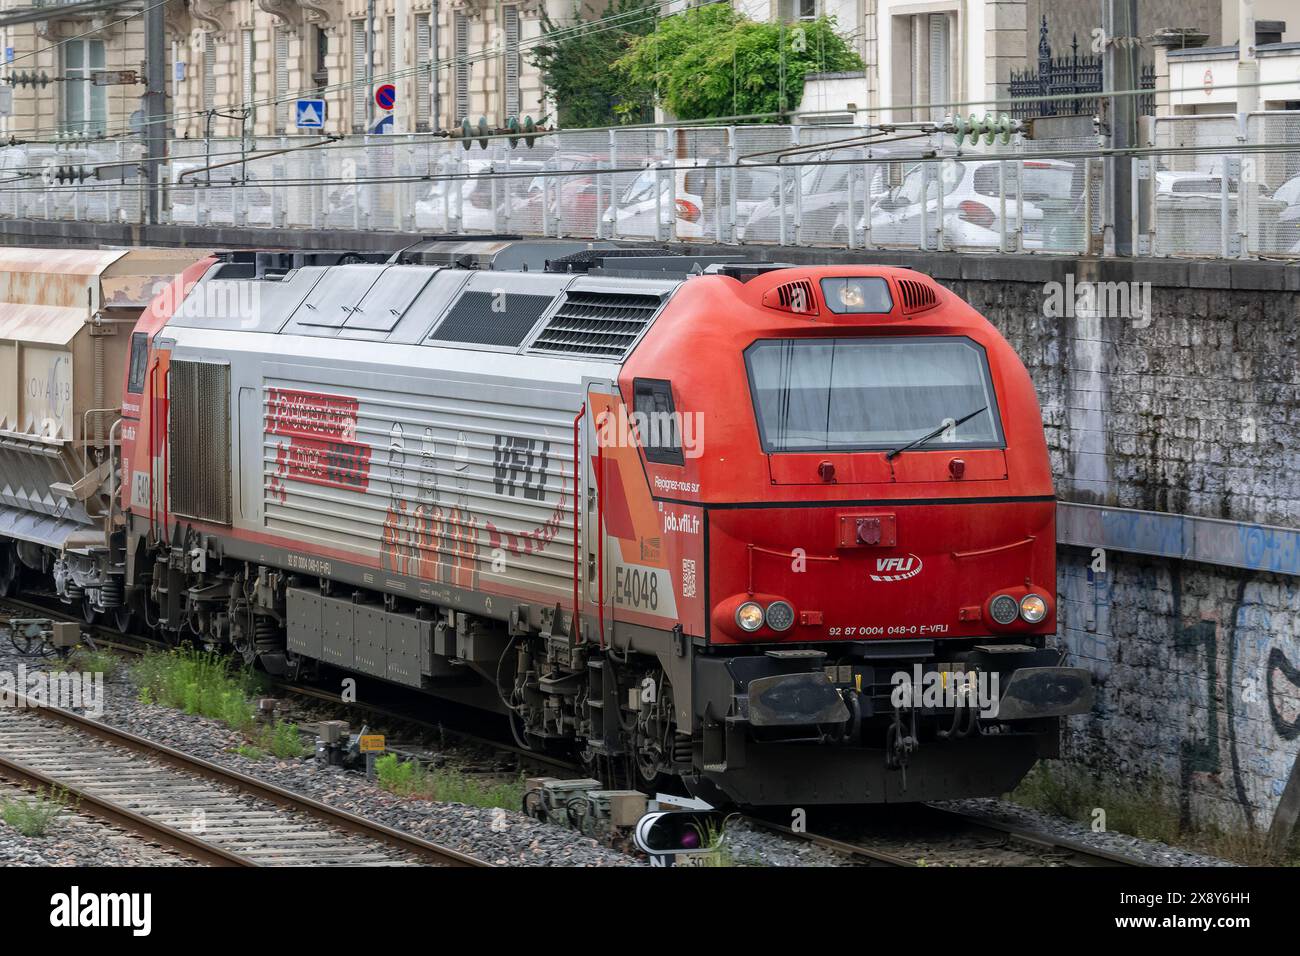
(896, 277, 939, 313)
(430, 290, 552, 347)
(530, 290, 663, 360)
(168, 360, 231, 524)
(762, 279, 818, 316)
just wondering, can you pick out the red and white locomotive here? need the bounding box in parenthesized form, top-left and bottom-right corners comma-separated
(0, 241, 1091, 806)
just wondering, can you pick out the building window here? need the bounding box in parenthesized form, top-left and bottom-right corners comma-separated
(387, 14, 396, 77)
(503, 5, 520, 121)
(778, 0, 818, 22)
(351, 18, 367, 131)
(416, 13, 433, 131)
(313, 26, 329, 94)
(454, 10, 469, 123)
(203, 34, 216, 113)
(63, 39, 106, 135)
(275, 27, 290, 133)
(925, 13, 951, 122)
(241, 28, 256, 129)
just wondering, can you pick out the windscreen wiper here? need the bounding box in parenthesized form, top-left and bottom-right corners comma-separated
(885, 407, 987, 461)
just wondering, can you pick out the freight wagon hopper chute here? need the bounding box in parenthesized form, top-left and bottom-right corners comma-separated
(0, 248, 204, 603)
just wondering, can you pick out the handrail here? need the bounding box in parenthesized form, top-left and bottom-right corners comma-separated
(571, 402, 585, 644)
(746, 543, 838, 596)
(596, 415, 605, 651)
(951, 536, 1036, 560)
(105, 417, 123, 524)
(82, 405, 120, 472)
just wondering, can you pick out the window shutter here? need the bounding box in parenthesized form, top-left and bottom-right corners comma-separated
(928, 12, 949, 122)
(416, 14, 432, 131)
(242, 29, 256, 129)
(455, 11, 469, 123)
(275, 28, 289, 133)
(203, 34, 216, 112)
(387, 15, 396, 78)
(352, 19, 367, 131)
(503, 5, 520, 120)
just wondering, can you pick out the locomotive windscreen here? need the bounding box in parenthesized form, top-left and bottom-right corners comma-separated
(744, 336, 1003, 452)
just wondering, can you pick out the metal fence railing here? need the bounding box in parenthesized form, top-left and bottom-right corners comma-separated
(2, 116, 1299, 259)
(1139, 112, 1300, 259)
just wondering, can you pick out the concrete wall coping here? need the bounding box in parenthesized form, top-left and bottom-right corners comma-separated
(2, 219, 1299, 293)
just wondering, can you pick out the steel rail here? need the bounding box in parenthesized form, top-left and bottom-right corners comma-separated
(743, 816, 918, 867)
(0, 752, 255, 867)
(0, 689, 489, 867)
(921, 804, 1152, 867)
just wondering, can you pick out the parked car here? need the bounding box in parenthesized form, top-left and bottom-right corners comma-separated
(601, 158, 779, 241)
(739, 151, 890, 245)
(862, 157, 1080, 251)
(412, 156, 517, 233)
(1154, 170, 1287, 255)
(506, 153, 607, 235)
(169, 160, 273, 228)
(1272, 173, 1300, 207)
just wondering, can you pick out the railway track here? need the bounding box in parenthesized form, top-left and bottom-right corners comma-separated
(3, 594, 582, 775)
(3, 595, 1150, 868)
(0, 691, 488, 867)
(745, 804, 1150, 867)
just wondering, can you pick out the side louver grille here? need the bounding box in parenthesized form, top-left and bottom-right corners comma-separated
(762, 279, 818, 316)
(168, 360, 231, 524)
(896, 277, 939, 314)
(530, 290, 663, 360)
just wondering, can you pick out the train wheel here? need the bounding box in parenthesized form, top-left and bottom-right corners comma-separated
(112, 604, 134, 635)
(81, 595, 98, 625)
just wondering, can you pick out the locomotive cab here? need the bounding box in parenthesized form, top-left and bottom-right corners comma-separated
(619, 265, 1091, 805)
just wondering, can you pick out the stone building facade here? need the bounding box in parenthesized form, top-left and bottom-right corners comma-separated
(0, 0, 561, 140)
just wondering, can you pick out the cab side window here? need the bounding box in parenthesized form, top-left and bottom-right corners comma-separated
(633, 378, 684, 466)
(127, 332, 149, 393)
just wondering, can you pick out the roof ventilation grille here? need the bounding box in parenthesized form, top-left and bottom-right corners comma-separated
(530, 290, 664, 360)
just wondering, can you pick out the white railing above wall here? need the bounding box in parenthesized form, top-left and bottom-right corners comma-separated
(2, 117, 1299, 259)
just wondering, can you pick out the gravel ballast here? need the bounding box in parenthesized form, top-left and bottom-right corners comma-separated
(0, 641, 1240, 867)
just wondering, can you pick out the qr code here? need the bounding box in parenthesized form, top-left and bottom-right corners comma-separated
(681, 559, 697, 599)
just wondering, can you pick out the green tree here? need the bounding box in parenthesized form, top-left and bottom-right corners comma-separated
(529, 0, 657, 128)
(617, 6, 863, 121)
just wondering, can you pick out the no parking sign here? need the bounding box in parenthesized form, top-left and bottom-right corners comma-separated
(375, 84, 396, 111)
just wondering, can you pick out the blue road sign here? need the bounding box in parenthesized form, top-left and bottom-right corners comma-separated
(371, 114, 394, 134)
(375, 84, 396, 111)
(295, 98, 326, 129)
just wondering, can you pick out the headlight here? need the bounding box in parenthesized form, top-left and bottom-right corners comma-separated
(765, 600, 795, 632)
(735, 602, 765, 632)
(989, 594, 1019, 625)
(1019, 594, 1047, 623)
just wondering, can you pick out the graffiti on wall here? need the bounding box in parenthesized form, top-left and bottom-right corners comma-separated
(1061, 553, 1300, 834)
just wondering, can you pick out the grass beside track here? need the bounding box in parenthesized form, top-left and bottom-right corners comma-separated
(1010, 760, 1299, 866)
(131, 647, 308, 760)
(373, 752, 526, 811)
